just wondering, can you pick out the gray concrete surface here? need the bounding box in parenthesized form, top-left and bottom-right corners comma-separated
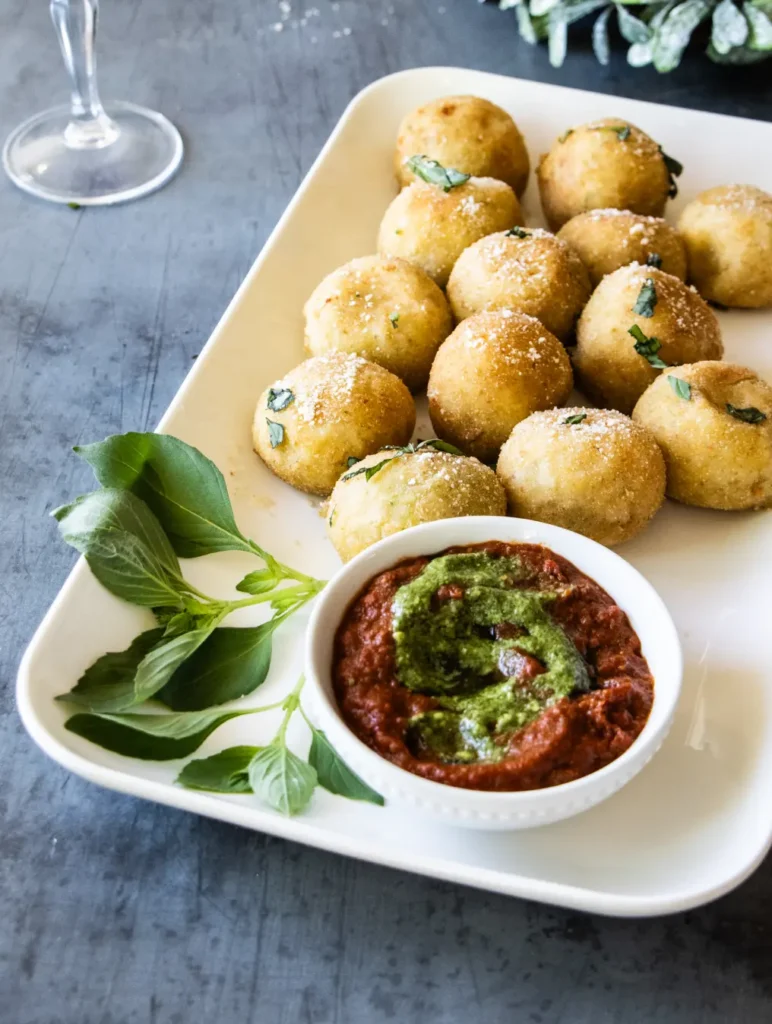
(1, 1, 771, 1021)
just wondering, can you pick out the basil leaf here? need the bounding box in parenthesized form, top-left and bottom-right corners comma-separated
(53, 489, 180, 577)
(346, 456, 360, 468)
(64, 707, 247, 760)
(711, 0, 749, 53)
(563, 413, 587, 425)
(235, 568, 278, 595)
(415, 438, 465, 456)
(266, 419, 285, 448)
(162, 611, 195, 638)
(558, 128, 574, 143)
(157, 623, 277, 711)
(308, 727, 384, 805)
(646, 252, 663, 269)
(658, 140, 685, 197)
(56, 628, 165, 712)
(176, 746, 260, 793)
(592, 8, 612, 65)
(132, 622, 218, 705)
(389, 312, 400, 327)
(629, 324, 669, 368)
(726, 403, 767, 423)
(75, 432, 253, 558)
(406, 155, 470, 192)
(653, 1, 712, 74)
(507, 226, 531, 238)
(267, 388, 294, 412)
(633, 277, 658, 317)
(63, 528, 185, 608)
(248, 745, 317, 816)
(668, 376, 692, 400)
(341, 458, 393, 483)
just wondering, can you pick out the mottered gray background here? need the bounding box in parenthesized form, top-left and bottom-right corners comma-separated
(1, 1, 770, 1021)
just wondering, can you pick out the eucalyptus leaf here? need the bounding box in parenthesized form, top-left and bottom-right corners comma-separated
(530, 0, 561, 16)
(515, 0, 540, 41)
(617, 3, 653, 42)
(712, 0, 749, 51)
(547, 8, 568, 65)
(56, 628, 165, 712)
(248, 745, 318, 816)
(64, 707, 249, 760)
(176, 746, 260, 793)
(745, 1, 772, 47)
(75, 432, 253, 558)
(627, 39, 655, 64)
(653, 0, 712, 72)
(158, 622, 278, 711)
(308, 728, 385, 805)
(592, 7, 613, 63)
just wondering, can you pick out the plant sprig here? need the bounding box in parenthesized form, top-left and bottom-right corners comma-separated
(340, 438, 464, 484)
(53, 431, 383, 817)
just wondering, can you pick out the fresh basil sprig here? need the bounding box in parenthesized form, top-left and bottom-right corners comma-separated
(341, 438, 464, 484)
(726, 403, 767, 423)
(407, 155, 471, 192)
(629, 324, 669, 368)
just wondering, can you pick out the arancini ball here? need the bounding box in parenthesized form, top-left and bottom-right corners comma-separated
(394, 94, 530, 196)
(327, 444, 507, 562)
(427, 309, 573, 464)
(678, 185, 772, 308)
(445, 227, 591, 342)
(632, 362, 772, 510)
(253, 353, 415, 497)
(496, 407, 666, 547)
(537, 119, 678, 231)
(303, 255, 451, 391)
(377, 174, 521, 288)
(557, 209, 687, 287)
(574, 263, 722, 414)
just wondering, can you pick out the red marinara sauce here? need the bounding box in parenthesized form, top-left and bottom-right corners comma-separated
(332, 541, 654, 792)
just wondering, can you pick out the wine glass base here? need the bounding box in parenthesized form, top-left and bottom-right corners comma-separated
(3, 100, 183, 206)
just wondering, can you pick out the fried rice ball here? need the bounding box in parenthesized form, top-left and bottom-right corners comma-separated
(394, 94, 530, 196)
(445, 227, 591, 342)
(253, 353, 415, 497)
(632, 362, 772, 510)
(303, 255, 451, 391)
(327, 446, 507, 562)
(574, 264, 723, 415)
(557, 209, 688, 287)
(677, 185, 772, 308)
(496, 407, 666, 547)
(377, 176, 521, 288)
(537, 119, 674, 231)
(427, 310, 573, 464)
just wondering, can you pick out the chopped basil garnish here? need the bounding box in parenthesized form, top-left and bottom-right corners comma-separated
(646, 253, 662, 269)
(267, 387, 294, 412)
(590, 125, 631, 141)
(266, 419, 285, 448)
(407, 155, 470, 192)
(563, 413, 587, 425)
(559, 128, 574, 143)
(389, 311, 400, 327)
(507, 226, 530, 239)
(340, 438, 463, 483)
(726, 404, 767, 424)
(668, 376, 691, 401)
(633, 277, 658, 318)
(629, 324, 668, 369)
(659, 146, 683, 199)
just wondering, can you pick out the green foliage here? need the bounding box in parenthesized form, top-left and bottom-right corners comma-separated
(493, 0, 771, 69)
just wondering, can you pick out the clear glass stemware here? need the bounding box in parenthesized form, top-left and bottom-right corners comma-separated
(3, 0, 183, 206)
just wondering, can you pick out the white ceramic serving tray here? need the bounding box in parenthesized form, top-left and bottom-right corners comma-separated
(18, 68, 772, 917)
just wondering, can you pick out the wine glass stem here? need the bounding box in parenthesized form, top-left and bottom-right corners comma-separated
(50, 0, 119, 149)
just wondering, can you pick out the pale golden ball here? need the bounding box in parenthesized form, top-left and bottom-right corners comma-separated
(537, 119, 674, 231)
(678, 185, 772, 308)
(574, 264, 723, 414)
(327, 446, 507, 562)
(427, 310, 573, 464)
(394, 94, 530, 196)
(303, 255, 451, 391)
(377, 176, 521, 288)
(446, 227, 591, 342)
(496, 407, 666, 547)
(632, 362, 772, 510)
(253, 353, 415, 497)
(557, 209, 687, 287)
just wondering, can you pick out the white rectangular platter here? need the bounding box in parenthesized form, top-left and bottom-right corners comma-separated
(18, 68, 772, 917)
